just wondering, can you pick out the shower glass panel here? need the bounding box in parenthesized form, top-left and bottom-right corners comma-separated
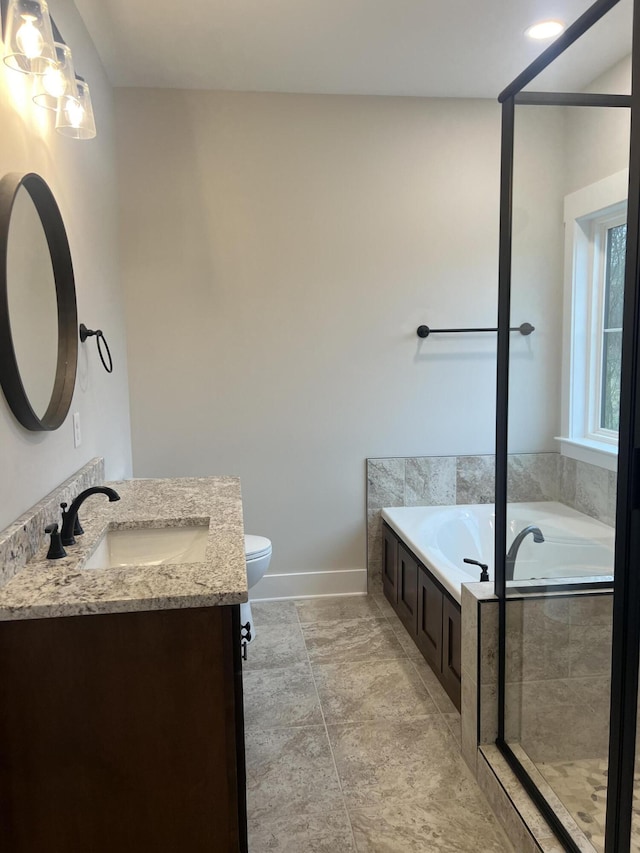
(505, 100, 626, 851)
(500, 4, 630, 848)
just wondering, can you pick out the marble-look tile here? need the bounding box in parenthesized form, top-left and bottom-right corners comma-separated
(569, 594, 613, 627)
(456, 455, 496, 505)
(480, 681, 498, 744)
(295, 595, 383, 624)
(560, 455, 577, 508)
(245, 726, 343, 821)
(480, 599, 499, 685)
(385, 614, 423, 660)
(568, 623, 612, 678)
(477, 749, 551, 853)
(251, 600, 300, 625)
(461, 585, 478, 680)
(504, 683, 522, 742)
(368, 566, 383, 595)
(367, 458, 405, 509)
(371, 592, 396, 618)
(444, 712, 462, 748)
(575, 461, 612, 524)
(349, 797, 513, 852)
(248, 811, 355, 852)
(505, 599, 571, 683)
(243, 662, 323, 729)
(411, 658, 459, 714)
(366, 509, 383, 574)
(302, 616, 406, 664)
(313, 658, 437, 724)
(508, 453, 559, 502)
(514, 676, 610, 711)
(461, 673, 478, 775)
(327, 717, 466, 808)
(243, 623, 308, 671)
(404, 456, 457, 507)
(520, 701, 610, 763)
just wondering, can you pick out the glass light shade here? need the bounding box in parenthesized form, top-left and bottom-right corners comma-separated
(32, 42, 76, 110)
(3, 0, 56, 74)
(55, 79, 96, 139)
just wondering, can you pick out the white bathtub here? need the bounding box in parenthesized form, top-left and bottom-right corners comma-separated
(381, 501, 614, 604)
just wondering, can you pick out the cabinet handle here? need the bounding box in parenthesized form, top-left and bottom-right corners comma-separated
(242, 641, 248, 661)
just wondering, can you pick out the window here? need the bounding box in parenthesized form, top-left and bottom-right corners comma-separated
(558, 170, 628, 471)
(599, 218, 625, 433)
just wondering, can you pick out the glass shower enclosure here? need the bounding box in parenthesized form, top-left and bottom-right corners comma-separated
(494, 0, 640, 850)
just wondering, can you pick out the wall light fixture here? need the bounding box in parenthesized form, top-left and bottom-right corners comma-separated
(1, 0, 96, 139)
(2, 0, 55, 74)
(56, 77, 95, 139)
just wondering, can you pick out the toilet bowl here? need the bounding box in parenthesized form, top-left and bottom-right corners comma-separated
(240, 534, 272, 643)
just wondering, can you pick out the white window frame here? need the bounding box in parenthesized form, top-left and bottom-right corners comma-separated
(557, 169, 628, 472)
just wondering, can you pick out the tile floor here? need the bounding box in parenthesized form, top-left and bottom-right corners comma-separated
(243, 594, 514, 852)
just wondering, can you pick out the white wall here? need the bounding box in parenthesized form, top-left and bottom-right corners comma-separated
(508, 106, 566, 454)
(565, 55, 631, 194)
(117, 90, 537, 585)
(0, 0, 133, 531)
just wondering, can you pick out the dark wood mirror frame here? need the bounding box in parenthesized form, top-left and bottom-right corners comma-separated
(0, 172, 78, 431)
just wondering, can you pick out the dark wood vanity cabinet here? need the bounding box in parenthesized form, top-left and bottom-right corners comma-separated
(396, 543, 418, 634)
(382, 521, 461, 710)
(442, 595, 462, 708)
(416, 567, 443, 672)
(0, 605, 247, 853)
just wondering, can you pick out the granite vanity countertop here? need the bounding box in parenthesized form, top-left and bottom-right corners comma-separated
(0, 477, 248, 621)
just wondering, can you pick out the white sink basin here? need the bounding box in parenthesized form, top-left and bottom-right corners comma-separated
(82, 525, 209, 570)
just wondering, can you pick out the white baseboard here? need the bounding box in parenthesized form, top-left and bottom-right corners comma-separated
(250, 568, 368, 601)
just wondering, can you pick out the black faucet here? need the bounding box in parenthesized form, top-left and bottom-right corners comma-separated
(60, 486, 121, 546)
(505, 525, 544, 581)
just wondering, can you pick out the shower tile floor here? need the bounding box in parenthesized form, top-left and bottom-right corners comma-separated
(537, 758, 640, 853)
(244, 594, 513, 852)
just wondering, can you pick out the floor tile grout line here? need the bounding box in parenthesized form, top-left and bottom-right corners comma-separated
(249, 598, 512, 851)
(300, 611, 360, 852)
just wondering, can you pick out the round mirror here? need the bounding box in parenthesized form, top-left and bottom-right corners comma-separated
(0, 173, 78, 431)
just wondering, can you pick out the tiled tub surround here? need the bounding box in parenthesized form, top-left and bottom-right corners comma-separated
(0, 457, 104, 588)
(243, 593, 513, 852)
(0, 475, 248, 620)
(367, 453, 617, 590)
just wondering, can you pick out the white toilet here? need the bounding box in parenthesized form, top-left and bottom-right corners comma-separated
(240, 534, 272, 642)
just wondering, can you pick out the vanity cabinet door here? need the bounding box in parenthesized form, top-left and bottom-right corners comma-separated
(396, 544, 418, 635)
(0, 605, 247, 853)
(416, 568, 442, 671)
(442, 595, 462, 709)
(382, 525, 398, 604)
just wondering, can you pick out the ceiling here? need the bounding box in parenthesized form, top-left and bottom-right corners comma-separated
(72, 0, 632, 98)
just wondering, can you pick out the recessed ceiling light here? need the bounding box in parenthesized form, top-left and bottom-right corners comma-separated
(525, 20, 565, 40)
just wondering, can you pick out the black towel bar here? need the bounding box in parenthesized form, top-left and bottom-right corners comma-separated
(417, 322, 534, 339)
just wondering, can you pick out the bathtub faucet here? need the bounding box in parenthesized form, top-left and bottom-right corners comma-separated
(505, 525, 544, 581)
(463, 558, 490, 582)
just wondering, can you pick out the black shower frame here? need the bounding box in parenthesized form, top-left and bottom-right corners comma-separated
(495, 1, 640, 851)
